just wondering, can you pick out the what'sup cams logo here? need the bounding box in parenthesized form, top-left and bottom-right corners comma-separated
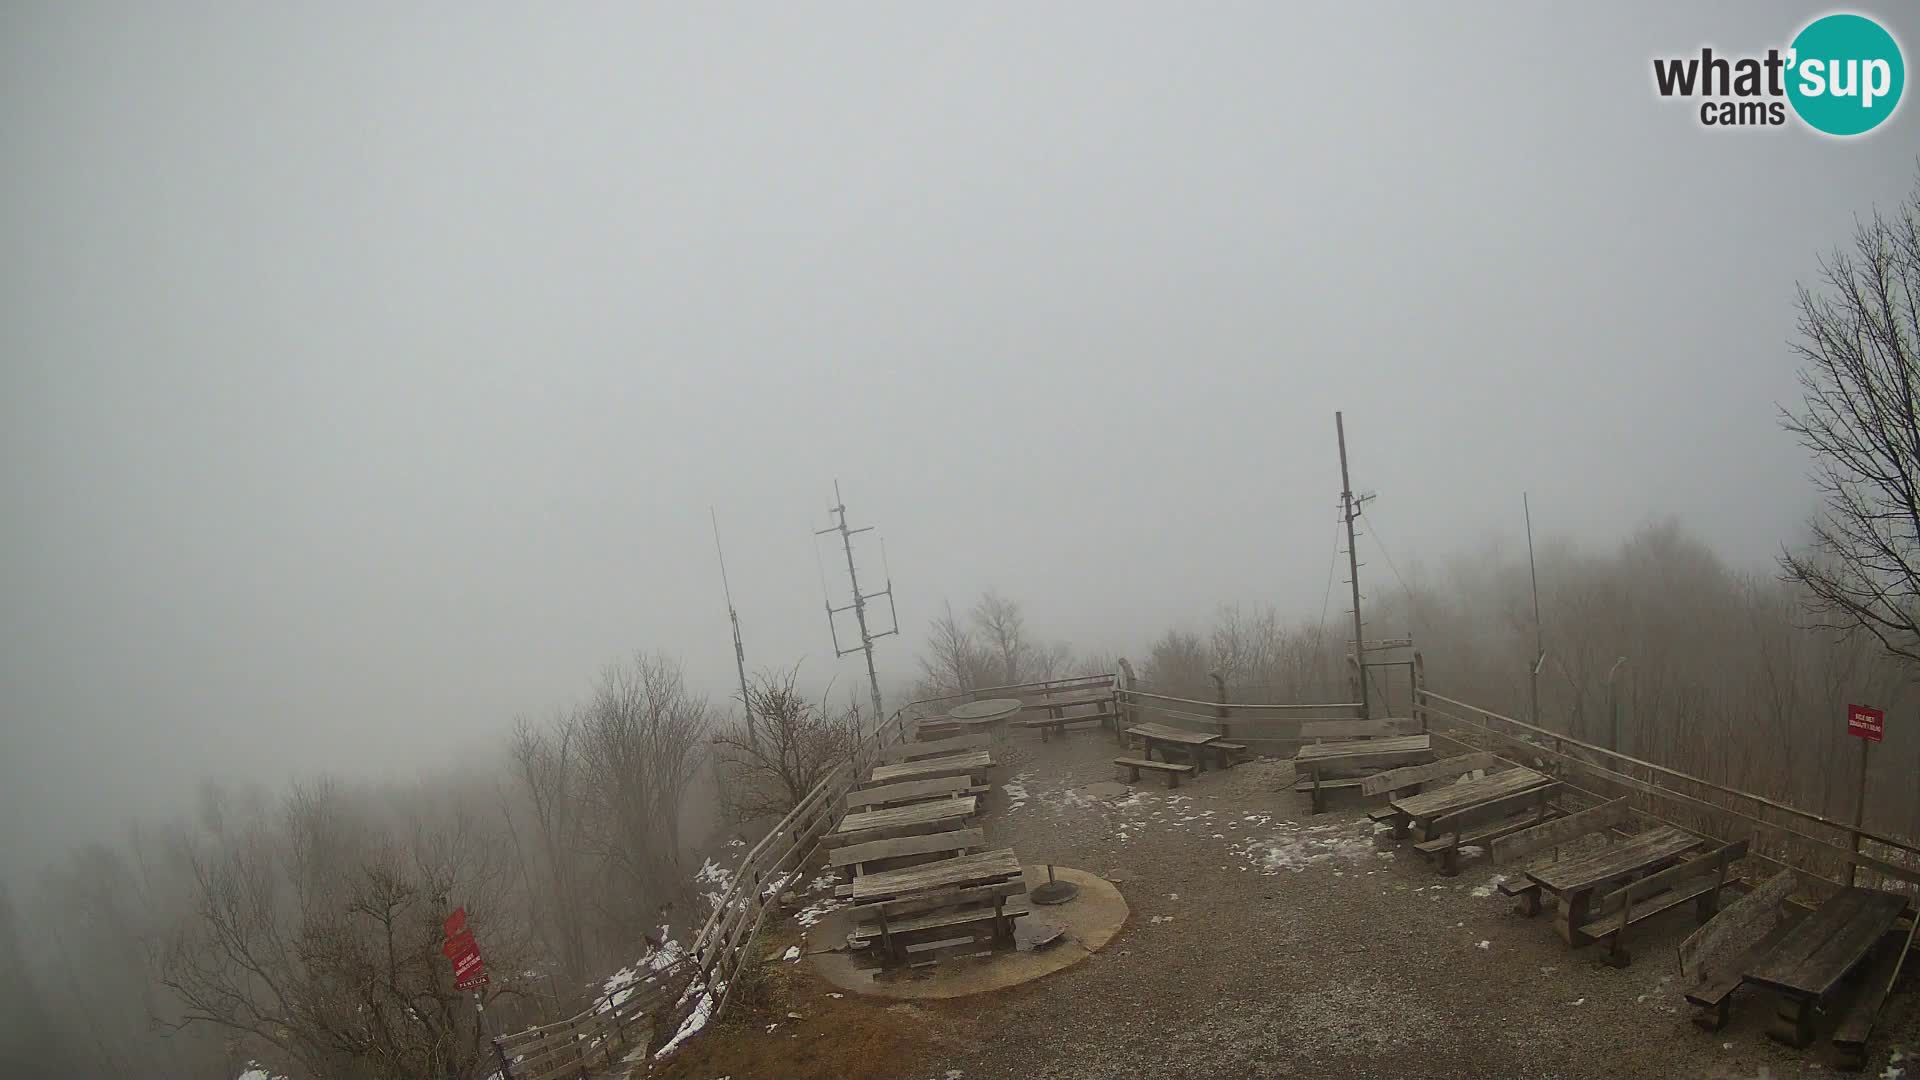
(1653, 12, 1904, 135)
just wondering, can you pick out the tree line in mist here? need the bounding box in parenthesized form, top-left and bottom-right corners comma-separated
(2, 516, 1916, 1080)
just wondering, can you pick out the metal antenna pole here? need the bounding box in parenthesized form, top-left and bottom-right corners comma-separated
(1525, 492, 1545, 727)
(1336, 412, 1370, 719)
(816, 480, 898, 725)
(711, 508, 756, 745)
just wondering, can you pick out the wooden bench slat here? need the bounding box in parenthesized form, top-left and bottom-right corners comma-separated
(1489, 797, 1631, 865)
(1832, 921, 1918, 1060)
(828, 827, 986, 870)
(1685, 917, 1803, 1029)
(1113, 757, 1193, 772)
(847, 879, 1027, 920)
(1299, 718, 1422, 740)
(850, 896, 1033, 942)
(845, 774, 972, 811)
(1579, 875, 1722, 941)
(1359, 752, 1497, 797)
(876, 731, 993, 764)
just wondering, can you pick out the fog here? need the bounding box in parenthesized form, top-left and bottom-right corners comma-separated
(2, 0, 1914, 903)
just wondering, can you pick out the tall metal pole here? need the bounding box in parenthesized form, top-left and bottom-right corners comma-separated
(1525, 492, 1544, 727)
(1336, 412, 1369, 719)
(711, 508, 756, 745)
(816, 480, 896, 725)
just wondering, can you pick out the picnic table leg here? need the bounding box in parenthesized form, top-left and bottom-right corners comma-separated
(1391, 808, 1409, 843)
(1556, 889, 1593, 946)
(1308, 766, 1324, 814)
(1767, 995, 1815, 1049)
(1514, 883, 1542, 917)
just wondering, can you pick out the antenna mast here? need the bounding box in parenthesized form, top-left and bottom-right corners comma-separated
(711, 508, 757, 745)
(815, 480, 898, 725)
(1336, 412, 1372, 719)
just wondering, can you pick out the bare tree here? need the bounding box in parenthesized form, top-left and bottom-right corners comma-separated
(917, 601, 991, 696)
(1780, 175, 1920, 670)
(575, 653, 710, 946)
(712, 665, 858, 824)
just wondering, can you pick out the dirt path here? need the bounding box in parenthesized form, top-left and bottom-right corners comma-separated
(662, 731, 1916, 1080)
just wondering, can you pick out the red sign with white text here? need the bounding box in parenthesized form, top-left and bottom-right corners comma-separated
(442, 911, 487, 990)
(1847, 704, 1884, 742)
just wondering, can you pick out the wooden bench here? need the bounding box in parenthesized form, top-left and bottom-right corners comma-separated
(847, 894, 1033, 947)
(1832, 918, 1917, 1070)
(1295, 737, 1449, 814)
(1209, 740, 1249, 767)
(875, 731, 992, 765)
(845, 775, 981, 813)
(1020, 711, 1118, 741)
(1683, 870, 1802, 1031)
(1487, 797, 1632, 916)
(1299, 718, 1422, 741)
(1413, 782, 1561, 877)
(1577, 840, 1747, 968)
(1360, 752, 1500, 835)
(829, 827, 985, 881)
(1113, 756, 1195, 788)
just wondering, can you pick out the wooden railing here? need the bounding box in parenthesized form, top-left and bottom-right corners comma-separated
(491, 959, 688, 1080)
(1115, 688, 1366, 750)
(1417, 688, 1920, 897)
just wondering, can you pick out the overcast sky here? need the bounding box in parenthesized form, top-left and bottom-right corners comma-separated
(3, 2, 1915, 875)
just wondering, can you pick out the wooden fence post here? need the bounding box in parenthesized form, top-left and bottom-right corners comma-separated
(1209, 672, 1230, 739)
(1116, 659, 1137, 744)
(1411, 651, 1426, 733)
(493, 1036, 515, 1080)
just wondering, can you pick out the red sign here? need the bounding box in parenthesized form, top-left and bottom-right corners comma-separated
(442, 910, 487, 991)
(1847, 704, 1884, 743)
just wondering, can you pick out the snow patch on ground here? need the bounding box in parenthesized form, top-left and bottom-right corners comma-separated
(1471, 873, 1507, 898)
(796, 897, 848, 927)
(1003, 772, 1031, 811)
(1233, 819, 1382, 874)
(237, 1065, 285, 1080)
(655, 980, 721, 1059)
(781, 945, 800, 961)
(696, 857, 733, 910)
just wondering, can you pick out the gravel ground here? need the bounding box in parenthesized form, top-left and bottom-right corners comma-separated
(926, 731, 1918, 1080)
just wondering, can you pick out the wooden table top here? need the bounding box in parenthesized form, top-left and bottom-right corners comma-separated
(1128, 722, 1221, 746)
(1390, 767, 1550, 820)
(843, 847, 1023, 902)
(1744, 886, 1909, 998)
(868, 749, 994, 786)
(1295, 734, 1432, 763)
(836, 796, 977, 836)
(1524, 825, 1702, 893)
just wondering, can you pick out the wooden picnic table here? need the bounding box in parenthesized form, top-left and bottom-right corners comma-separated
(1389, 766, 1550, 839)
(868, 749, 995, 787)
(918, 698, 1023, 739)
(842, 847, 1029, 963)
(1523, 824, 1704, 944)
(1295, 734, 1433, 770)
(842, 847, 1023, 902)
(1127, 722, 1223, 771)
(1742, 886, 1909, 1048)
(829, 796, 977, 848)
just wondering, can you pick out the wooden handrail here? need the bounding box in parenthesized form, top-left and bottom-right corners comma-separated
(1420, 690, 1920, 858)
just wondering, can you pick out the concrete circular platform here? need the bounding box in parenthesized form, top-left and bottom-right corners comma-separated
(807, 864, 1127, 1000)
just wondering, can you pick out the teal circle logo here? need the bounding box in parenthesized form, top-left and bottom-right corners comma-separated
(1787, 13, 1904, 136)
